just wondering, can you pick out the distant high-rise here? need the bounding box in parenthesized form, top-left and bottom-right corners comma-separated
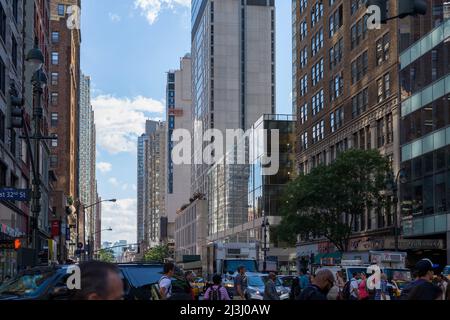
(165, 55, 192, 243)
(191, 0, 276, 194)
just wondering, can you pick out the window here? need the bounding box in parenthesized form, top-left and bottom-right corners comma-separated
(331, 107, 344, 132)
(51, 72, 59, 86)
(311, 28, 324, 56)
(0, 110, 4, 142)
(51, 92, 59, 105)
(10, 129, 15, 155)
(329, 73, 343, 101)
(300, 20, 308, 40)
(351, 17, 368, 49)
(386, 113, 393, 144)
(300, 0, 308, 13)
(352, 88, 368, 118)
(329, 5, 343, 37)
(58, 4, 65, 16)
(301, 132, 308, 150)
(0, 161, 6, 187)
(51, 113, 58, 127)
(329, 37, 343, 70)
(376, 33, 390, 66)
(311, 1, 324, 28)
(0, 5, 6, 42)
(52, 31, 60, 44)
(351, 51, 368, 84)
(300, 103, 308, 124)
(377, 118, 385, 148)
(311, 58, 323, 86)
(300, 47, 308, 68)
(51, 134, 58, 147)
(312, 120, 325, 143)
(0, 57, 5, 95)
(11, 36, 17, 69)
(377, 73, 391, 102)
(50, 155, 58, 168)
(300, 75, 308, 96)
(52, 52, 59, 65)
(312, 89, 324, 115)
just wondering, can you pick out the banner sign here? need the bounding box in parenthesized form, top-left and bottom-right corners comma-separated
(0, 188, 31, 201)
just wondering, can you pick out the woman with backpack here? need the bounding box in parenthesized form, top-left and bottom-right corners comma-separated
(204, 274, 231, 301)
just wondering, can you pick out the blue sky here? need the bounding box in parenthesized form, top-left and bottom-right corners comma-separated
(81, 0, 292, 244)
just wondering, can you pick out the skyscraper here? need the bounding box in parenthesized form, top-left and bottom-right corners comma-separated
(166, 54, 192, 243)
(191, 0, 276, 194)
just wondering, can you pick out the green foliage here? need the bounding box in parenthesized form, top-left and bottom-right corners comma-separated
(275, 149, 390, 252)
(98, 249, 115, 263)
(143, 244, 170, 263)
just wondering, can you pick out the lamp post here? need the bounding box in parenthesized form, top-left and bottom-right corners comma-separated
(386, 169, 407, 252)
(24, 44, 47, 254)
(261, 214, 270, 273)
(78, 199, 116, 260)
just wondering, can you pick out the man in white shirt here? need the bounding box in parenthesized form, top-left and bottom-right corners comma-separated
(159, 262, 175, 300)
(350, 272, 360, 300)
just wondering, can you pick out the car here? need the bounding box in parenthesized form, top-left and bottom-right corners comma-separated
(0, 262, 193, 300)
(190, 277, 206, 299)
(277, 275, 298, 290)
(244, 273, 290, 300)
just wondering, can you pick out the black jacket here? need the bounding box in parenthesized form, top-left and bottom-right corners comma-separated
(299, 284, 328, 300)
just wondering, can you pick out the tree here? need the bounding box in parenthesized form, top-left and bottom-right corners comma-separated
(98, 249, 115, 263)
(143, 244, 170, 263)
(275, 149, 390, 252)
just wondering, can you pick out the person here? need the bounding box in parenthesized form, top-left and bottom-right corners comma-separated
(184, 271, 196, 300)
(299, 269, 310, 290)
(335, 271, 345, 300)
(233, 266, 248, 300)
(204, 274, 230, 300)
(299, 269, 335, 300)
(290, 277, 302, 300)
(401, 259, 440, 300)
(159, 262, 175, 300)
(358, 272, 369, 300)
(349, 272, 360, 300)
(408, 282, 442, 300)
(375, 273, 389, 300)
(263, 272, 280, 300)
(72, 261, 124, 300)
(436, 274, 448, 301)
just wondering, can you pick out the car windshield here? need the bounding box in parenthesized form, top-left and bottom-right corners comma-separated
(0, 271, 54, 297)
(261, 275, 283, 286)
(119, 266, 164, 288)
(279, 277, 295, 287)
(223, 260, 257, 274)
(248, 276, 265, 287)
(384, 269, 412, 282)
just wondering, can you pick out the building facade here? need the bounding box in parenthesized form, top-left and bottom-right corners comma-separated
(191, 0, 276, 194)
(399, 1, 450, 265)
(137, 133, 147, 244)
(292, 0, 413, 266)
(165, 54, 192, 243)
(207, 114, 297, 272)
(49, 0, 81, 260)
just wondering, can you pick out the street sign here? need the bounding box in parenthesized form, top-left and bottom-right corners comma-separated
(0, 188, 31, 201)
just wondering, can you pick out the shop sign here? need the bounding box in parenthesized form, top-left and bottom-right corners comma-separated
(384, 238, 445, 250)
(348, 237, 384, 252)
(0, 223, 25, 238)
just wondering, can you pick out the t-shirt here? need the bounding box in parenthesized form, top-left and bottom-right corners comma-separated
(159, 276, 172, 299)
(234, 274, 248, 296)
(350, 278, 359, 298)
(408, 281, 442, 300)
(300, 275, 310, 289)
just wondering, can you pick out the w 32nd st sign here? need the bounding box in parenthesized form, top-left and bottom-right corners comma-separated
(0, 188, 31, 201)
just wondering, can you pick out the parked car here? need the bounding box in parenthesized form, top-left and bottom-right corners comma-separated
(0, 262, 192, 300)
(245, 273, 290, 300)
(277, 275, 298, 290)
(443, 265, 450, 280)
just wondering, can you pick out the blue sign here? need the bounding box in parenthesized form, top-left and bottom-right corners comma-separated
(0, 188, 31, 201)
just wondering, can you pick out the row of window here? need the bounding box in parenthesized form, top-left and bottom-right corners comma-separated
(311, 58, 323, 86)
(350, 15, 368, 50)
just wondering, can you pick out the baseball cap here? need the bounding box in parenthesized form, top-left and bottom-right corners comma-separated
(415, 259, 436, 273)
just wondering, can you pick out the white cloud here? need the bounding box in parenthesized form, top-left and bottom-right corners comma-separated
(109, 12, 122, 23)
(92, 94, 164, 154)
(97, 162, 112, 173)
(132, 184, 137, 191)
(122, 184, 129, 191)
(108, 177, 120, 187)
(101, 198, 137, 243)
(134, 0, 190, 25)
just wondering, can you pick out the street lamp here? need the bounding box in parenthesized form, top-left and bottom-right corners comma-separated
(261, 215, 270, 273)
(386, 169, 407, 252)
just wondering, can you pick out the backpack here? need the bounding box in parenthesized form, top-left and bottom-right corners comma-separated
(342, 281, 351, 300)
(158, 276, 172, 298)
(209, 285, 222, 301)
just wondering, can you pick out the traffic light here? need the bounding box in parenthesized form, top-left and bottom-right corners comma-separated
(9, 83, 25, 128)
(14, 238, 22, 251)
(398, 0, 427, 19)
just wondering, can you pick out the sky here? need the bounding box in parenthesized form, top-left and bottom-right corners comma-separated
(81, 0, 292, 244)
